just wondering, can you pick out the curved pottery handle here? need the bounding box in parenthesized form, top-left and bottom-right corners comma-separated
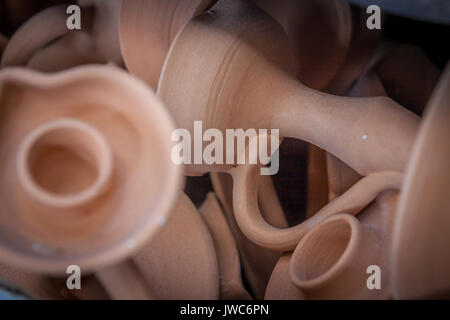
(230, 160, 403, 251)
(1, 5, 70, 67)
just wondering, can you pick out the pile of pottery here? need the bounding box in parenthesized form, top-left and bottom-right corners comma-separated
(0, 0, 448, 300)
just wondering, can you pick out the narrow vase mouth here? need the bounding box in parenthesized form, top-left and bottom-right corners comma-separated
(290, 214, 362, 290)
(17, 118, 113, 208)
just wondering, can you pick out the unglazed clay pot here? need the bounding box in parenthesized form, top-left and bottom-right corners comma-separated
(133, 191, 220, 300)
(119, 0, 217, 89)
(2, 1, 122, 71)
(211, 172, 287, 299)
(289, 213, 391, 299)
(0, 66, 182, 299)
(198, 192, 251, 300)
(391, 62, 450, 300)
(158, 0, 419, 250)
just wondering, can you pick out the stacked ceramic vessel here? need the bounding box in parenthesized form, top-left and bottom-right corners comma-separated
(0, 0, 448, 300)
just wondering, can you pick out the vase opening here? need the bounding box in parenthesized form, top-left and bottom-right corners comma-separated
(290, 214, 362, 289)
(17, 118, 113, 208)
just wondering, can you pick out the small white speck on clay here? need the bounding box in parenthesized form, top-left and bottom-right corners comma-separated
(126, 240, 136, 249)
(362, 134, 368, 140)
(158, 216, 167, 226)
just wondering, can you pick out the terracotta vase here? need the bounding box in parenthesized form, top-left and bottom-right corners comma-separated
(158, 0, 419, 250)
(210, 172, 287, 299)
(198, 192, 251, 300)
(2, 1, 122, 71)
(255, 0, 351, 88)
(0, 65, 182, 299)
(132, 191, 220, 300)
(289, 213, 392, 299)
(325, 6, 385, 95)
(119, 0, 217, 89)
(391, 62, 450, 299)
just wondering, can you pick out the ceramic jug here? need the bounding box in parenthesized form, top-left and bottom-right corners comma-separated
(289, 212, 392, 299)
(157, 0, 419, 250)
(391, 62, 450, 299)
(264, 253, 305, 300)
(0, 65, 182, 299)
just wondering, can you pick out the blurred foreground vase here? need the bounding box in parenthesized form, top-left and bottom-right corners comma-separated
(133, 191, 220, 300)
(120, 0, 217, 89)
(0, 65, 182, 299)
(391, 62, 450, 299)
